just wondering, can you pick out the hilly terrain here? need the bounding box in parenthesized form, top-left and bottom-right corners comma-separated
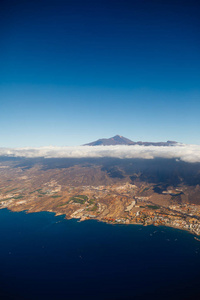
(0, 153, 200, 235)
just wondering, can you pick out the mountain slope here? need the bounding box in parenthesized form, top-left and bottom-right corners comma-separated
(84, 135, 177, 146)
(84, 135, 134, 146)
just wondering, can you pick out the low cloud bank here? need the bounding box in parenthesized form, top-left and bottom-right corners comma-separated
(0, 144, 200, 163)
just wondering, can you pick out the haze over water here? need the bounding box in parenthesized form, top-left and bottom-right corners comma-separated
(0, 209, 200, 300)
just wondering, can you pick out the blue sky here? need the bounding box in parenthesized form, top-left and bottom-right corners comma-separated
(0, 0, 199, 147)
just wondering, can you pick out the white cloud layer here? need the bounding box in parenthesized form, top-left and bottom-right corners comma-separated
(0, 144, 200, 163)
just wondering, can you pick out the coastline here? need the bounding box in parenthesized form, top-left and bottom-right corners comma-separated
(2, 206, 200, 238)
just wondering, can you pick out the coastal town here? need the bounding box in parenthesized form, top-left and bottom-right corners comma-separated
(1, 161, 200, 237)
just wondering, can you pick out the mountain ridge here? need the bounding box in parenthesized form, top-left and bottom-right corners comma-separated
(84, 135, 177, 146)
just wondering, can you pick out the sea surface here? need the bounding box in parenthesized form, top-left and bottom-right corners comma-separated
(0, 209, 200, 300)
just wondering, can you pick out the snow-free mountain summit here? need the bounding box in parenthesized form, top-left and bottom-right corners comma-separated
(84, 135, 177, 146)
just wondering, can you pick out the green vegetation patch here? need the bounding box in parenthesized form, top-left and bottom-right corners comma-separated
(35, 189, 48, 195)
(76, 195, 88, 200)
(70, 195, 88, 204)
(88, 198, 95, 205)
(57, 202, 68, 207)
(87, 203, 98, 211)
(13, 195, 24, 200)
(51, 195, 62, 198)
(71, 198, 85, 204)
(147, 205, 160, 210)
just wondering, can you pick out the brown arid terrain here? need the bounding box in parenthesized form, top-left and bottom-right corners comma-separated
(1, 156, 200, 236)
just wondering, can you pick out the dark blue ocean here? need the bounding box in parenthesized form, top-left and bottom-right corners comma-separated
(0, 209, 200, 300)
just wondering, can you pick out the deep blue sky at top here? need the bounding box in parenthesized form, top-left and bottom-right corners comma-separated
(0, 0, 199, 147)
